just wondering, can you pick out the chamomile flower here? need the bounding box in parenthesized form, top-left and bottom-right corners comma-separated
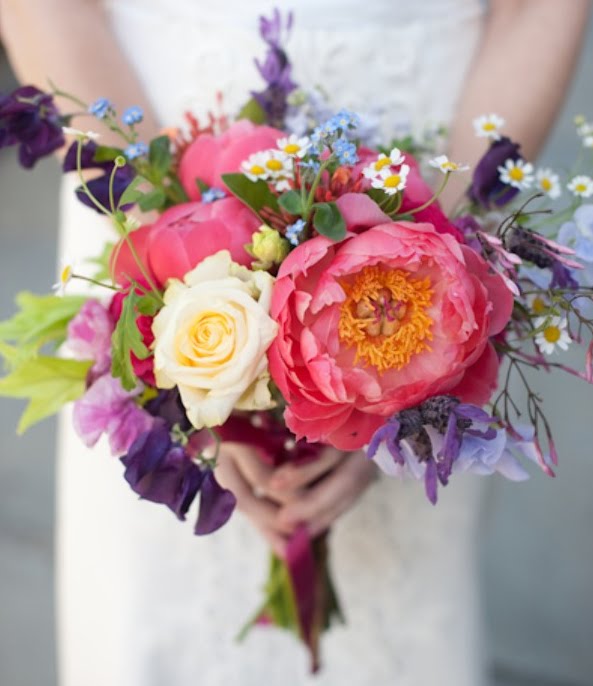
(567, 175, 593, 198)
(428, 155, 470, 174)
(277, 134, 310, 158)
(576, 121, 593, 147)
(52, 263, 75, 295)
(362, 147, 406, 179)
(371, 164, 410, 195)
(534, 316, 571, 355)
(274, 178, 292, 192)
(535, 168, 562, 199)
(241, 150, 292, 182)
(527, 293, 549, 316)
(473, 113, 505, 141)
(62, 126, 100, 141)
(498, 158, 534, 190)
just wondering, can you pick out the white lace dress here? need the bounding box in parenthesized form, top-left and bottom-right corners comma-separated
(57, 1, 486, 684)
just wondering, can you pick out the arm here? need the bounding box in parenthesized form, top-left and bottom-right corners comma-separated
(442, 0, 592, 209)
(0, 0, 159, 142)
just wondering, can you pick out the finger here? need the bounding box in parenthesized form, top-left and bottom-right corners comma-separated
(268, 448, 344, 492)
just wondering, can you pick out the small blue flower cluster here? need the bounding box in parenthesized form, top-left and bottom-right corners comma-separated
(122, 105, 144, 126)
(310, 109, 360, 166)
(285, 219, 306, 246)
(88, 97, 112, 120)
(201, 187, 227, 204)
(125, 141, 149, 160)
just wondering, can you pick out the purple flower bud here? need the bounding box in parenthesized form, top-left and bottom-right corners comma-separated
(468, 137, 522, 208)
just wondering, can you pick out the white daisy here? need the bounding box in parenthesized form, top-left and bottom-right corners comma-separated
(534, 316, 571, 355)
(567, 175, 593, 198)
(371, 164, 410, 195)
(62, 126, 100, 141)
(274, 178, 292, 193)
(276, 134, 310, 158)
(527, 293, 549, 316)
(241, 150, 292, 182)
(498, 158, 534, 190)
(241, 151, 271, 181)
(535, 168, 562, 199)
(473, 113, 505, 141)
(362, 147, 406, 179)
(52, 263, 74, 295)
(428, 155, 470, 174)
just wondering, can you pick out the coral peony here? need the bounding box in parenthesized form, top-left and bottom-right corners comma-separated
(268, 193, 513, 450)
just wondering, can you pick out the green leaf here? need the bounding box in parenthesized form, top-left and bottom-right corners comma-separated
(0, 292, 85, 354)
(222, 173, 279, 219)
(111, 291, 151, 391)
(195, 178, 210, 193)
(278, 190, 303, 216)
(118, 175, 146, 208)
(312, 202, 346, 241)
(136, 293, 161, 317)
(86, 241, 116, 282)
(93, 145, 124, 163)
(236, 97, 266, 125)
(138, 187, 167, 212)
(149, 135, 172, 181)
(0, 356, 92, 433)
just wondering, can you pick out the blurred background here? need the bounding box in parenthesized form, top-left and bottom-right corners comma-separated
(1, 16, 593, 686)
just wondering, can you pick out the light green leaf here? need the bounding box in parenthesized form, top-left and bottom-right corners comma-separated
(312, 202, 346, 241)
(0, 356, 92, 433)
(278, 190, 303, 216)
(148, 135, 172, 181)
(118, 175, 146, 208)
(236, 98, 266, 125)
(138, 187, 166, 212)
(93, 145, 124, 163)
(222, 173, 279, 219)
(111, 291, 150, 391)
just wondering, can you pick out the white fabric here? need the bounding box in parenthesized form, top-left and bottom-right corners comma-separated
(57, 2, 486, 684)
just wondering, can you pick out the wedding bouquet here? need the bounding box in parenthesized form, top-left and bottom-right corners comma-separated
(2, 9, 593, 671)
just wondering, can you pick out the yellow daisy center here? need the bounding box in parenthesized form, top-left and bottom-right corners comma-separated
(543, 325, 561, 344)
(283, 143, 301, 155)
(482, 122, 497, 132)
(540, 178, 552, 192)
(266, 159, 284, 172)
(249, 164, 265, 176)
(509, 167, 524, 182)
(383, 174, 402, 188)
(60, 265, 72, 284)
(532, 297, 547, 315)
(338, 265, 433, 373)
(442, 161, 458, 171)
(374, 157, 392, 171)
(575, 183, 587, 193)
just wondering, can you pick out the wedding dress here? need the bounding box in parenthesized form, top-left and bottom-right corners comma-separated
(57, 1, 486, 684)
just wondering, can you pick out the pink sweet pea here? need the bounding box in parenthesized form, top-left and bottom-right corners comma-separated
(268, 193, 514, 450)
(67, 300, 114, 380)
(179, 120, 284, 201)
(111, 197, 260, 287)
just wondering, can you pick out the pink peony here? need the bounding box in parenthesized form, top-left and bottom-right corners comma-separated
(179, 120, 284, 201)
(111, 197, 261, 287)
(268, 193, 513, 450)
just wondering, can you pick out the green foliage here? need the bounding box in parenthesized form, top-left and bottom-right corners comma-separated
(149, 135, 172, 181)
(93, 145, 124, 163)
(118, 175, 146, 208)
(312, 202, 346, 241)
(278, 190, 303, 216)
(110, 290, 152, 391)
(138, 187, 167, 212)
(0, 356, 92, 433)
(236, 97, 266, 125)
(222, 173, 280, 219)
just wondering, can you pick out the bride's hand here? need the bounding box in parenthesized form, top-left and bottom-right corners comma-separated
(214, 442, 301, 557)
(270, 449, 378, 538)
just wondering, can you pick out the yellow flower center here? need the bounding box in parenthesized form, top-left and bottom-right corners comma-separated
(540, 178, 552, 192)
(532, 296, 547, 315)
(338, 265, 433, 373)
(266, 159, 284, 172)
(383, 174, 402, 189)
(60, 265, 72, 284)
(543, 325, 561, 344)
(575, 183, 587, 193)
(509, 167, 524, 182)
(374, 157, 392, 171)
(249, 164, 265, 176)
(283, 143, 300, 155)
(442, 161, 458, 171)
(482, 122, 497, 132)
(177, 311, 234, 366)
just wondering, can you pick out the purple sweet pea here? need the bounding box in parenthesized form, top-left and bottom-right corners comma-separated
(73, 375, 154, 455)
(468, 137, 522, 208)
(0, 86, 65, 168)
(252, 9, 297, 128)
(62, 140, 135, 212)
(452, 428, 530, 481)
(66, 300, 114, 380)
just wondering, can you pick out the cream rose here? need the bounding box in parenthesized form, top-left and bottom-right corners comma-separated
(152, 250, 278, 428)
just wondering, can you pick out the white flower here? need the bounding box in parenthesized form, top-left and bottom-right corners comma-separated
(362, 147, 406, 179)
(498, 158, 534, 190)
(534, 316, 571, 355)
(370, 164, 410, 194)
(52, 263, 74, 295)
(428, 155, 470, 174)
(241, 149, 292, 182)
(567, 175, 593, 198)
(277, 134, 310, 158)
(274, 178, 292, 193)
(152, 251, 278, 429)
(62, 126, 100, 141)
(535, 168, 562, 199)
(473, 113, 505, 141)
(527, 293, 549, 316)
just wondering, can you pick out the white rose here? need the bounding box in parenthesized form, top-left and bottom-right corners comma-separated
(152, 250, 278, 428)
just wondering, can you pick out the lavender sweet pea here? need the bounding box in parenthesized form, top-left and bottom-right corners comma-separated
(67, 300, 114, 381)
(0, 86, 65, 168)
(469, 136, 522, 208)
